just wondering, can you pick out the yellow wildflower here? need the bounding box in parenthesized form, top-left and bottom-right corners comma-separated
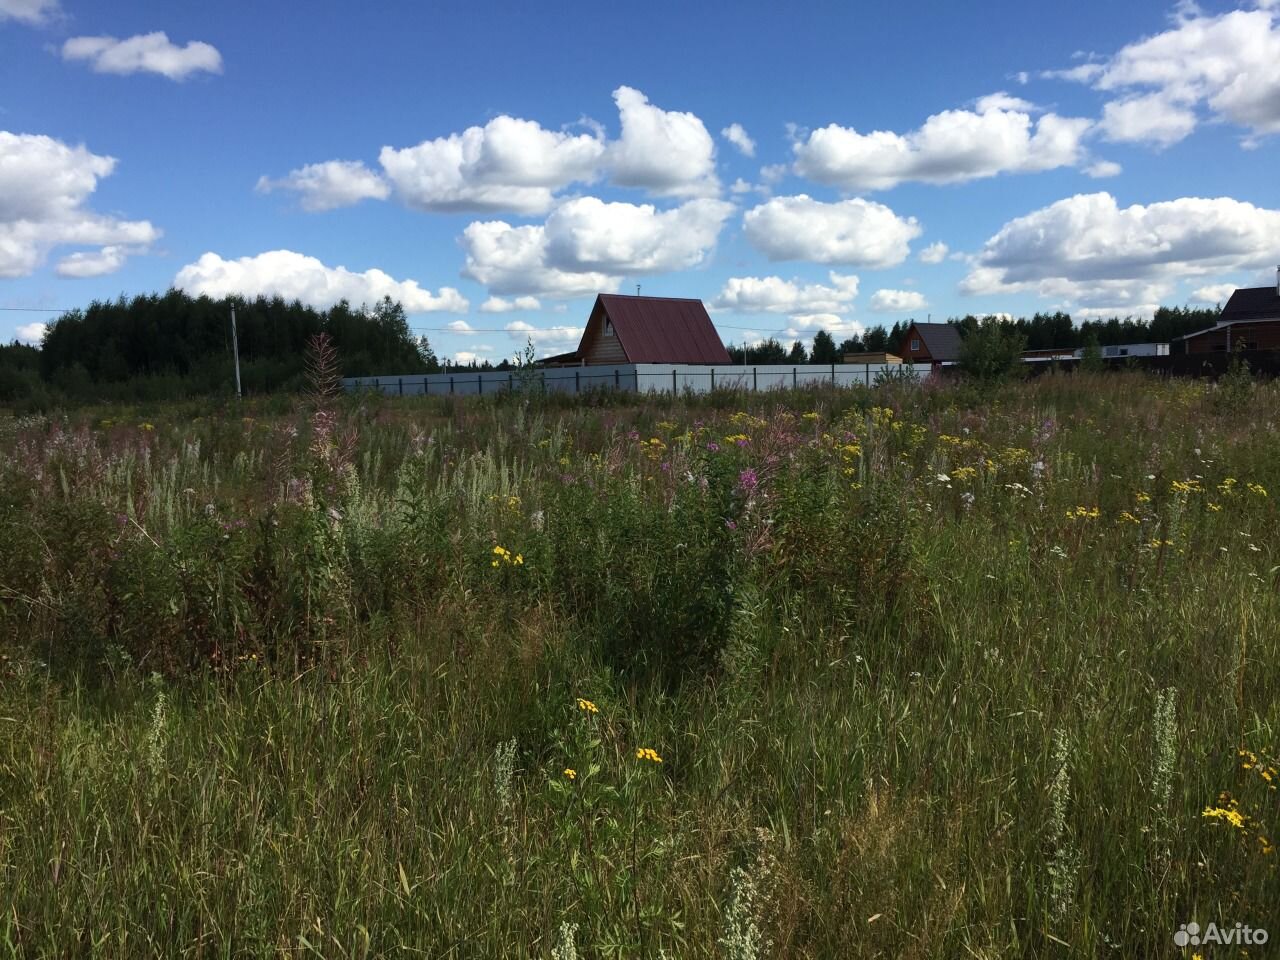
(635, 747, 663, 764)
(1248, 482, 1267, 497)
(576, 698, 598, 714)
(563, 768, 577, 780)
(1202, 805, 1248, 829)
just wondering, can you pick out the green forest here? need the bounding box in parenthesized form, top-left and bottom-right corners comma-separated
(0, 291, 439, 407)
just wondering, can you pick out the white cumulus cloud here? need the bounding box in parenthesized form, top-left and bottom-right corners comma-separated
(503, 320, 583, 347)
(56, 245, 128, 277)
(256, 161, 389, 212)
(783, 313, 865, 339)
(961, 192, 1280, 316)
(918, 241, 949, 264)
(1098, 92, 1198, 146)
(869, 288, 928, 313)
(607, 86, 719, 197)
(174, 250, 469, 313)
(379, 115, 605, 214)
(1190, 282, 1238, 304)
(792, 95, 1094, 190)
(721, 123, 756, 157)
(15, 321, 48, 343)
(1049, 7, 1280, 143)
(0, 131, 158, 278)
(743, 194, 921, 267)
(0, 0, 57, 24)
(462, 196, 733, 298)
(62, 32, 222, 80)
(713, 272, 860, 314)
(480, 295, 541, 313)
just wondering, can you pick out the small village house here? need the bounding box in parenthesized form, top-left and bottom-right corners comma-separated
(897, 322, 963, 366)
(539, 294, 731, 367)
(1176, 270, 1280, 354)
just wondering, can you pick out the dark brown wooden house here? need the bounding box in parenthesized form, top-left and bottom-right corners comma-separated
(898, 322, 962, 365)
(1178, 281, 1280, 354)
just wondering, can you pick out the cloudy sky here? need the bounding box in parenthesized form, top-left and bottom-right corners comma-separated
(3, 0, 1279, 362)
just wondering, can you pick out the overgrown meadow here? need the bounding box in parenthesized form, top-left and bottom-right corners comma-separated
(1, 371, 1278, 958)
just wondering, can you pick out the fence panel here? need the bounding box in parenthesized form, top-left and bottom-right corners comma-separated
(343, 363, 933, 397)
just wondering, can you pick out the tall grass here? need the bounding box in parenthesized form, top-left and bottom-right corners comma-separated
(1, 371, 1278, 957)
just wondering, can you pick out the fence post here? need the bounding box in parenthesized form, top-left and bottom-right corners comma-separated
(508, 373, 513, 392)
(615, 368, 620, 389)
(753, 366, 758, 392)
(398, 377, 403, 396)
(865, 364, 870, 386)
(575, 370, 580, 393)
(793, 367, 798, 389)
(831, 363, 836, 386)
(449, 376, 454, 395)
(711, 368, 715, 390)
(672, 368, 677, 394)
(478, 374, 483, 395)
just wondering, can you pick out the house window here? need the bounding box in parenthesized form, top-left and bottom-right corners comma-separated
(910, 338, 921, 351)
(604, 318, 615, 337)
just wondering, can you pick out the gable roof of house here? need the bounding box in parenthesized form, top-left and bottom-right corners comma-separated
(904, 322, 963, 361)
(1220, 286, 1280, 323)
(584, 294, 731, 364)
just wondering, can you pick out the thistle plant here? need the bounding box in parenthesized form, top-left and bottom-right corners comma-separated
(1151, 687, 1178, 824)
(144, 684, 169, 793)
(719, 829, 777, 960)
(550, 920, 579, 960)
(1045, 729, 1080, 925)
(493, 737, 518, 813)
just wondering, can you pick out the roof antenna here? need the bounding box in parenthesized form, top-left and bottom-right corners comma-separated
(636, 284, 641, 297)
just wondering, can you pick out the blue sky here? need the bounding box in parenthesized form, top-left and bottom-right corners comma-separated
(3, 0, 1279, 362)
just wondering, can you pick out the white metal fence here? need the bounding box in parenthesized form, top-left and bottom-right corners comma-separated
(343, 362, 933, 397)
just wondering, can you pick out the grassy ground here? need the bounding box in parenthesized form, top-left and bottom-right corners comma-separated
(1, 371, 1278, 958)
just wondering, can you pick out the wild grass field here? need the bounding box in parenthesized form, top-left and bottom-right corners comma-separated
(1, 370, 1278, 958)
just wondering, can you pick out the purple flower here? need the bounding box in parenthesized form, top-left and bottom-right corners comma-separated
(737, 468, 759, 494)
(706, 441, 721, 452)
(725, 519, 737, 530)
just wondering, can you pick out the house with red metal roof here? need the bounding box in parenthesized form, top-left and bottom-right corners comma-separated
(539, 294, 731, 366)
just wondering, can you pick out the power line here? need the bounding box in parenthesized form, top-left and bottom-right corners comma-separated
(0, 306, 75, 313)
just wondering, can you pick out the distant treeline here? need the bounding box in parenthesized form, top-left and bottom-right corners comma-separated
(726, 306, 1222, 364)
(0, 293, 1226, 407)
(0, 290, 468, 407)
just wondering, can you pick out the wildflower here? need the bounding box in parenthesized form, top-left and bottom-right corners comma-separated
(1207, 502, 1222, 512)
(802, 411, 819, 421)
(563, 768, 577, 780)
(140, 422, 154, 431)
(1118, 511, 1140, 524)
(1202, 805, 1248, 829)
(635, 747, 663, 764)
(737, 468, 759, 495)
(1248, 482, 1267, 497)
(576, 698, 598, 714)
(1135, 491, 1152, 504)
